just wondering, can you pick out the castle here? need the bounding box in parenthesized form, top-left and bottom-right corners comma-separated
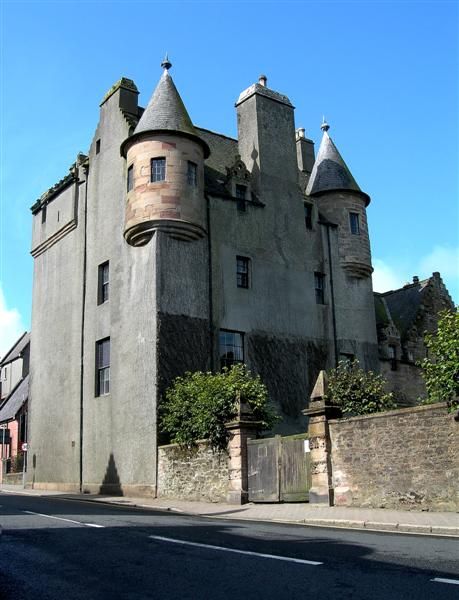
(27, 59, 453, 494)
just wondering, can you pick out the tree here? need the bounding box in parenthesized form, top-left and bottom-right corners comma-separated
(324, 359, 395, 416)
(418, 309, 459, 410)
(159, 364, 278, 452)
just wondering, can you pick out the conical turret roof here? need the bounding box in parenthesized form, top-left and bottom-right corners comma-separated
(134, 69, 197, 137)
(306, 126, 369, 205)
(121, 60, 209, 157)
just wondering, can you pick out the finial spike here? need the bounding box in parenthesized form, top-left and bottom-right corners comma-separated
(321, 116, 330, 132)
(161, 53, 172, 71)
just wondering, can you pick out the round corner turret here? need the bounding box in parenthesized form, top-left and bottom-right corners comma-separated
(121, 61, 210, 246)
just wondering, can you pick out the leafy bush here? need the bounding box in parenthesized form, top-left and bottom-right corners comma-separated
(159, 364, 278, 452)
(325, 360, 395, 416)
(418, 310, 459, 411)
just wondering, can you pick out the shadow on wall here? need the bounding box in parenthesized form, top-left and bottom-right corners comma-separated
(99, 453, 123, 496)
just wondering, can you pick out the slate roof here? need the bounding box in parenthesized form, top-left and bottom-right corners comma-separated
(196, 127, 239, 196)
(0, 374, 28, 423)
(122, 68, 209, 157)
(378, 279, 431, 336)
(306, 131, 369, 205)
(134, 69, 197, 137)
(1, 332, 30, 365)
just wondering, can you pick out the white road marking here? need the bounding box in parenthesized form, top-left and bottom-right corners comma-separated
(149, 535, 323, 566)
(431, 578, 459, 585)
(22, 510, 105, 528)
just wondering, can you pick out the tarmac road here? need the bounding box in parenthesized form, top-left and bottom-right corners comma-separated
(0, 492, 458, 599)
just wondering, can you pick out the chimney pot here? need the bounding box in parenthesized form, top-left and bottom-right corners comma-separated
(297, 128, 305, 139)
(412, 276, 419, 284)
(258, 74, 267, 87)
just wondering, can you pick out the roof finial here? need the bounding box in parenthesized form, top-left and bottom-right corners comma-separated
(161, 53, 172, 71)
(321, 116, 330, 132)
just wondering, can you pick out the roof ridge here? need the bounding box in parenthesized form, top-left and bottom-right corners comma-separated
(0, 331, 29, 365)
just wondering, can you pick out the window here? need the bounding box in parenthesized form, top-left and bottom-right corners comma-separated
(389, 345, 397, 371)
(304, 203, 313, 230)
(151, 157, 166, 182)
(96, 139, 101, 154)
(187, 161, 198, 186)
(219, 330, 244, 370)
(350, 212, 360, 235)
(19, 412, 27, 444)
(236, 184, 247, 211)
(98, 262, 109, 304)
(96, 338, 110, 396)
(127, 165, 134, 192)
(41, 205, 47, 224)
(236, 256, 250, 289)
(314, 272, 325, 304)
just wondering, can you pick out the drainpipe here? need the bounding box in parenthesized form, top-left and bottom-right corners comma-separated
(205, 193, 215, 371)
(79, 161, 89, 493)
(323, 223, 338, 367)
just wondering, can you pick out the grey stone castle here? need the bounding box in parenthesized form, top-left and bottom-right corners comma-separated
(28, 59, 452, 494)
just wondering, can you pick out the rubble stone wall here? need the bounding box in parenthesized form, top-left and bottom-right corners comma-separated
(157, 441, 228, 502)
(329, 403, 458, 511)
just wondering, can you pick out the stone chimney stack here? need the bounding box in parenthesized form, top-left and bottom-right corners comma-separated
(236, 75, 298, 194)
(296, 128, 315, 174)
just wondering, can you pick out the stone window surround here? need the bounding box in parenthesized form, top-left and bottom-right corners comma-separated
(150, 157, 166, 183)
(349, 211, 360, 235)
(95, 337, 110, 397)
(97, 261, 109, 305)
(127, 164, 134, 192)
(219, 329, 244, 370)
(236, 255, 250, 289)
(314, 272, 326, 305)
(304, 202, 313, 230)
(187, 161, 198, 187)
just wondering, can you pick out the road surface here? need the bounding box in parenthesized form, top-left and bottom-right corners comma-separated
(0, 492, 458, 599)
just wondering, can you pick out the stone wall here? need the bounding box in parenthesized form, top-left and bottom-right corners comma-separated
(329, 403, 458, 511)
(157, 441, 229, 502)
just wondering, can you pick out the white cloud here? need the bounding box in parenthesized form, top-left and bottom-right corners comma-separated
(372, 259, 407, 293)
(418, 246, 459, 282)
(373, 245, 459, 304)
(0, 285, 26, 359)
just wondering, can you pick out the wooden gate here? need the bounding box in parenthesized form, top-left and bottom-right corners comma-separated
(247, 434, 311, 503)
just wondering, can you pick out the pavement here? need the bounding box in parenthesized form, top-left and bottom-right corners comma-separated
(1, 483, 458, 537)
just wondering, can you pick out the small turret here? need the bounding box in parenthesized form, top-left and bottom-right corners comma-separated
(120, 58, 210, 246)
(306, 122, 372, 278)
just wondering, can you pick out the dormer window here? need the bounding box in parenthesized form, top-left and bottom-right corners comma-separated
(304, 203, 313, 230)
(151, 157, 166, 182)
(236, 184, 247, 212)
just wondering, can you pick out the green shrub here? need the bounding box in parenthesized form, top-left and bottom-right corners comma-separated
(418, 309, 459, 411)
(325, 360, 395, 416)
(159, 364, 278, 452)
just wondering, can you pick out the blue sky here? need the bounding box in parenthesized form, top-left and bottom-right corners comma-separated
(0, 0, 458, 356)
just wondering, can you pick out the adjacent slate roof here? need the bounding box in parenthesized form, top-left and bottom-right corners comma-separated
(379, 279, 431, 336)
(1, 332, 30, 365)
(196, 127, 239, 196)
(0, 374, 28, 423)
(306, 131, 369, 205)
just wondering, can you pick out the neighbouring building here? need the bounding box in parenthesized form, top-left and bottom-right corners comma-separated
(27, 59, 452, 495)
(375, 272, 454, 405)
(0, 332, 30, 482)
